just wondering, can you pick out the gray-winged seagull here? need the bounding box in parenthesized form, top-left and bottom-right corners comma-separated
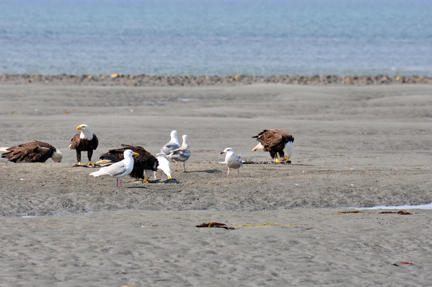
(168, 135, 191, 172)
(220, 147, 243, 178)
(161, 130, 180, 156)
(90, 149, 138, 187)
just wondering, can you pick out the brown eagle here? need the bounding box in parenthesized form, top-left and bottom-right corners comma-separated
(96, 144, 159, 183)
(252, 129, 294, 163)
(0, 141, 63, 163)
(69, 124, 99, 166)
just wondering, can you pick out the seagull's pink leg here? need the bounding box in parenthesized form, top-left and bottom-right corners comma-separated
(238, 169, 240, 178)
(183, 162, 186, 172)
(120, 179, 123, 188)
(227, 168, 230, 178)
(174, 160, 178, 172)
(116, 178, 118, 187)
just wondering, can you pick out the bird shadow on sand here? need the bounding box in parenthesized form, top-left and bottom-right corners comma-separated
(155, 178, 180, 184)
(128, 179, 180, 187)
(72, 164, 98, 168)
(126, 186, 147, 189)
(242, 161, 313, 167)
(187, 169, 222, 174)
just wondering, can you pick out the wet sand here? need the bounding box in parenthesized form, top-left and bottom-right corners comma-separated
(1, 83, 431, 286)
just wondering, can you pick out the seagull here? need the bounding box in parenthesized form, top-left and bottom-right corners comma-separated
(168, 135, 191, 172)
(97, 144, 158, 183)
(153, 153, 172, 180)
(89, 149, 138, 187)
(161, 130, 180, 157)
(220, 147, 243, 178)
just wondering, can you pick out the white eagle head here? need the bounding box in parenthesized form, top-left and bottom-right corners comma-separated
(51, 148, 63, 163)
(76, 124, 93, 140)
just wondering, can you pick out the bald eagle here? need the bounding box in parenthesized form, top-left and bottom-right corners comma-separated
(69, 124, 99, 166)
(0, 141, 63, 163)
(252, 129, 294, 163)
(96, 144, 159, 183)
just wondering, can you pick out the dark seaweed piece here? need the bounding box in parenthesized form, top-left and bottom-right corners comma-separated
(379, 210, 412, 215)
(196, 222, 235, 230)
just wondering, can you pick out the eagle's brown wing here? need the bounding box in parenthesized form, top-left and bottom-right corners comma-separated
(2, 141, 54, 162)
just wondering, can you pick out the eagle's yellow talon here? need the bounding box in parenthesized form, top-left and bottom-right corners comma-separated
(274, 158, 283, 163)
(142, 176, 152, 183)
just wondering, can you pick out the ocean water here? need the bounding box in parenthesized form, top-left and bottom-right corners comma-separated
(1, 0, 431, 76)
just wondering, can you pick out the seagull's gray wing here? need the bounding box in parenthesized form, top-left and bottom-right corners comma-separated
(101, 161, 129, 177)
(161, 142, 180, 155)
(234, 153, 243, 163)
(170, 147, 191, 161)
(227, 153, 243, 168)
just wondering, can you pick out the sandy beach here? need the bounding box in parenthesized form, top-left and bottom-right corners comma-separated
(1, 83, 432, 286)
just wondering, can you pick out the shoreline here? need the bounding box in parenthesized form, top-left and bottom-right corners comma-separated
(1, 73, 432, 87)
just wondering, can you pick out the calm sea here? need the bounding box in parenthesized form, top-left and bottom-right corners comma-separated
(1, 0, 431, 76)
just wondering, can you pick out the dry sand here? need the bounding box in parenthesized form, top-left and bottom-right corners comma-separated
(1, 83, 432, 286)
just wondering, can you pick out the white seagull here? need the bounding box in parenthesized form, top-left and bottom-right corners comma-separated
(153, 153, 173, 180)
(89, 149, 138, 187)
(161, 130, 180, 156)
(220, 147, 243, 178)
(168, 135, 191, 172)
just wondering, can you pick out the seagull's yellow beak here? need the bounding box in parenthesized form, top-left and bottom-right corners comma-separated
(134, 152, 139, 156)
(76, 126, 83, 131)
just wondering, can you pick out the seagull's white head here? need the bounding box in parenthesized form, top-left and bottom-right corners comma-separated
(170, 130, 179, 145)
(123, 149, 139, 159)
(221, 147, 233, 154)
(157, 154, 172, 179)
(51, 148, 63, 163)
(181, 135, 188, 145)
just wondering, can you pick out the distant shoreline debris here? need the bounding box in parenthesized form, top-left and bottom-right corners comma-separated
(1, 74, 431, 87)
